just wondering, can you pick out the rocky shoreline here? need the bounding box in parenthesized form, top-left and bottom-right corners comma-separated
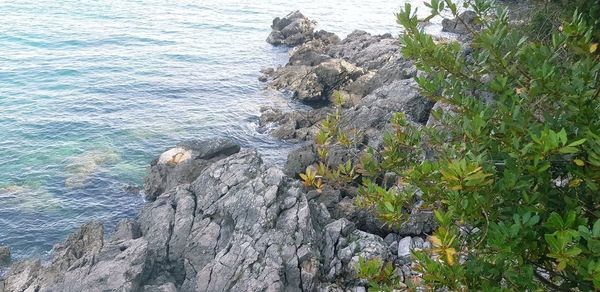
(0, 11, 469, 292)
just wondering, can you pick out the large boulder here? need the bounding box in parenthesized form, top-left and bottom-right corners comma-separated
(144, 138, 240, 201)
(328, 30, 399, 70)
(270, 59, 366, 103)
(267, 11, 316, 46)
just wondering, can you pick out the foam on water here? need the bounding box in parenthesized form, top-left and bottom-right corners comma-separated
(0, 0, 445, 259)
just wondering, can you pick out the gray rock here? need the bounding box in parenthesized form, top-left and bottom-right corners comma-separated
(328, 30, 399, 70)
(270, 58, 366, 103)
(110, 219, 141, 242)
(325, 145, 360, 169)
(2, 260, 41, 292)
(397, 236, 413, 258)
(51, 221, 104, 271)
(354, 79, 434, 125)
(288, 30, 340, 66)
(321, 219, 390, 283)
(267, 11, 316, 47)
(2, 221, 150, 292)
(412, 237, 425, 251)
(0, 246, 10, 266)
(143, 282, 177, 292)
(442, 10, 478, 34)
(144, 138, 240, 201)
(284, 143, 317, 176)
(258, 106, 329, 141)
(383, 233, 399, 246)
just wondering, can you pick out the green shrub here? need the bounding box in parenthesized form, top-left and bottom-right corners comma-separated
(521, 0, 600, 42)
(354, 0, 600, 290)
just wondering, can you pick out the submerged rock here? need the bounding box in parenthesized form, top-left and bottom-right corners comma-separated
(0, 246, 10, 266)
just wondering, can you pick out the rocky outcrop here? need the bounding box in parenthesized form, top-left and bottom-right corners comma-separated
(3, 138, 414, 291)
(268, 58, 366, 103)
(263, 27, 414, 105)
(144, 138, 240, 201)
(267, 11, 316, 47)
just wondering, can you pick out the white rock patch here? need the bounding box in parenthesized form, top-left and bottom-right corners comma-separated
(158, 147, 192, 165)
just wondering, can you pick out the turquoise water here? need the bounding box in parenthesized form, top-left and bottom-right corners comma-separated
(0, 0, 426, 259)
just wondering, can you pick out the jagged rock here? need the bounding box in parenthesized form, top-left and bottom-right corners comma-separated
(321, 219, 390, 284)
(258, 107, 328, 140)
(4, 149, 333, 291)
(284, 143, 317, 176)
(288, 30, 340, 66)
(0, 246, 10, 266)
(442, 10, 479, 34)
(267, 11, 316, 46)
(353, 79, 434, 125)
(2, 260, 42, 292)
(258, 67, 274, 82)
(110, 219, 142, 242)
(2, 221, 150, 292)
(270, 58, 366, 103)
(144, 138, 240, 201)
(325, 145, 360, 168)
(364, 56, 416, 92)
(51, 221, 104, 271)
(328, 30, 398, 70)
(143, 283, 177, 292)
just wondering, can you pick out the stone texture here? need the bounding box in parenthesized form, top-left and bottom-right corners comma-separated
(442, 10, 479, 34)
(0, 246, 10, 266)
(266, 10, 316, 46)
(144, 138, 240, 201)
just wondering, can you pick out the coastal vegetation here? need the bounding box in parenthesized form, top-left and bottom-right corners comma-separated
(303, 0, 600, 289)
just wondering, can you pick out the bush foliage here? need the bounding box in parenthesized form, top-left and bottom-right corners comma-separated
(353, 0, 600, 290)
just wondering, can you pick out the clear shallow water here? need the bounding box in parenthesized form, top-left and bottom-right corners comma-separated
(0, 0, 442, 259)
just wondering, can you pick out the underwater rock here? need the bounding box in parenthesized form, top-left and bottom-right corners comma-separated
(0, 246, 11, 266)
(64, 149, 120, 188)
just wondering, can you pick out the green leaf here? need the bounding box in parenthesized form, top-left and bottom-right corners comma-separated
(564, 247, 582, 257)
(559, 146, 580, 154)
(545, 213, 564, 230)
(593, 219, 600, 237)
(567, 138, 587, 147)
(384, 201, 395, 212)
